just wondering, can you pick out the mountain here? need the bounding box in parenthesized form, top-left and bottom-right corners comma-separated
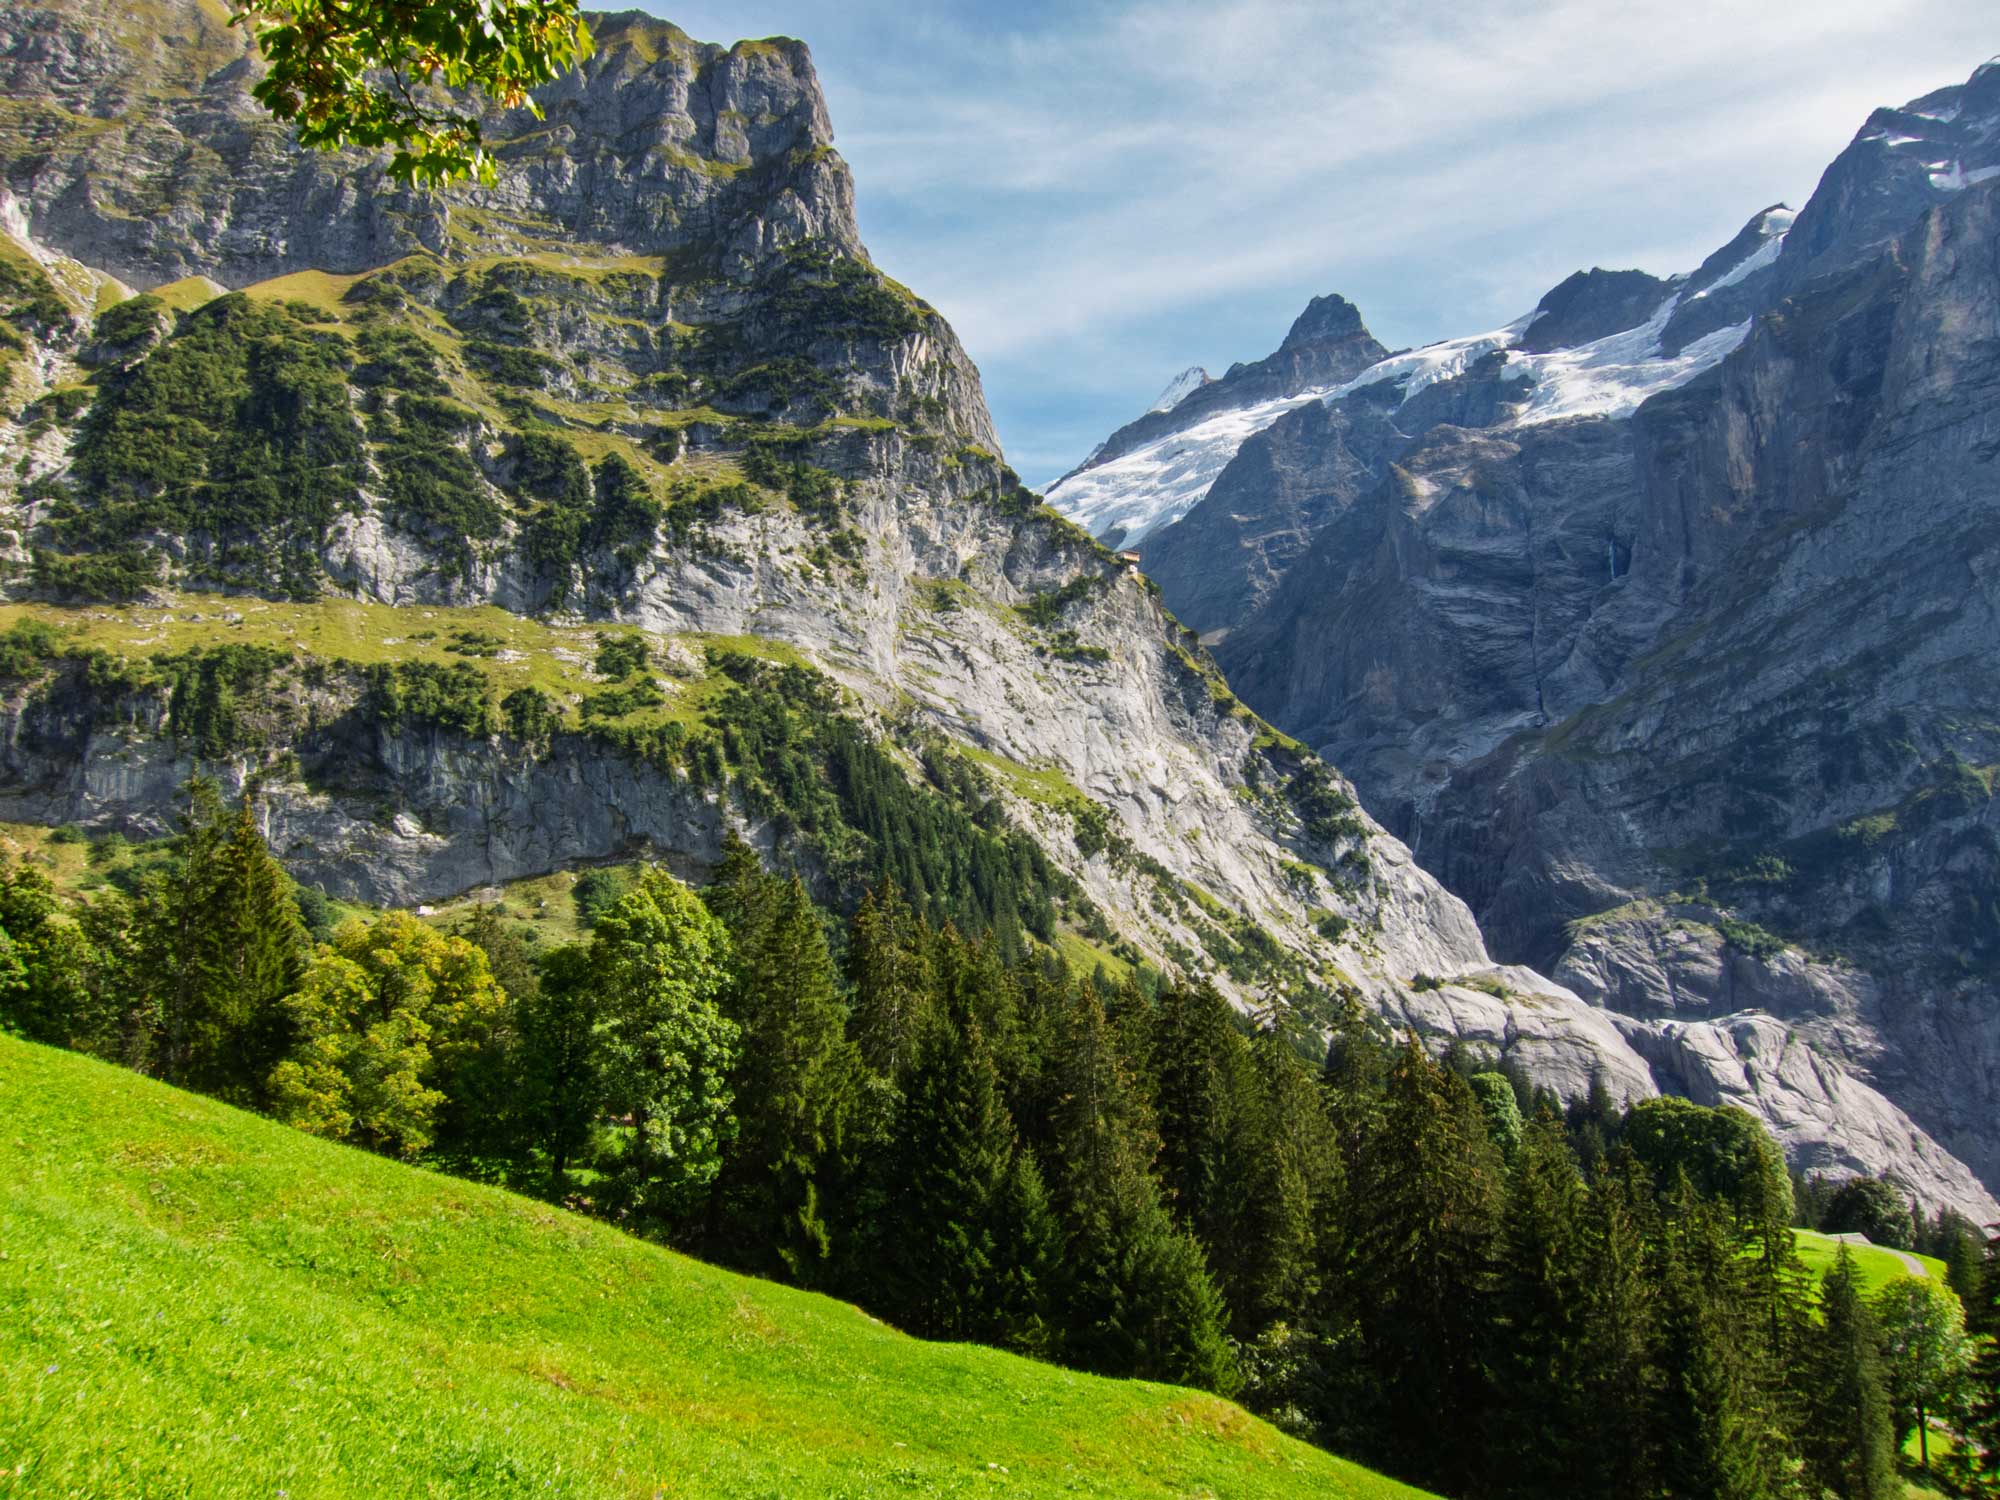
(0, 0, 1702, 1153)
(1043, 294, 1387, 548)
(0, 1033, 1428, 1498)
(1051, 58, 2000, 1217)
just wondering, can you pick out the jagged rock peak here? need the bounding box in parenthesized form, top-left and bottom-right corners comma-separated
(0, 0, 862, 290)
(1516, 266, 1679, 353)
(1280, 292, 1369, 349)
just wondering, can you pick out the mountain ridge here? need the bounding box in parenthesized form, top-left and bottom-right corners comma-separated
(1048, 56, 2000, 1219)
(5, 4, 1994, 1218)
(0, 0, 1704, 1148)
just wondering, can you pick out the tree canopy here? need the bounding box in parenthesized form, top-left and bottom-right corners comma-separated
(231, 0, 595, 186)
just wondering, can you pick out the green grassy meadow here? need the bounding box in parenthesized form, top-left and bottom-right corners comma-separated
(1791, 1227, 1947, 1296)
(0, 1037, 1430, 1499)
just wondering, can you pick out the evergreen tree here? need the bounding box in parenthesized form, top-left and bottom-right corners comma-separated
(1944, 1218, 1988, 1308)
(1334, 1040, 1504, 1495)
(707, 868, 862, 1283)
(1800, 1247, 1899, 1500)
(1149, 981, 1263, 1316)
(1487, 1114, 1594, 1498)
(148, 782, 308, 1102)
(1234, 1023, 1340, 1333)
(1469, 1070, 1525, 1159)
(1577, 1152, 1660, 1500)
(845, 880, 933, 1080)
(881, 1004, 1053, 1350)
(1649, 1182, 1794, 1500)
(1963, 1226, 2000, 1494)
(1044, 981, 1238, 1394)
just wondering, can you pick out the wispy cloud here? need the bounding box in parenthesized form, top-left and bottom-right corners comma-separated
(654, 0, 1996, 480)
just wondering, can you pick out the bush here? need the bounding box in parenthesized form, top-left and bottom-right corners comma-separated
(0, 619, 68, 682)
(501, 686, 563, 742)
(572, 867, 631, 928)
(29, 548, 160, 602)
(594, 633, 651, 681)
(363, 660, 493, 736)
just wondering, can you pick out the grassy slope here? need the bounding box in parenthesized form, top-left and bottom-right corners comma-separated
(1792, 1228, 1947, 1296)
(0, 596, 807, 739)
(0, 1037, 1429, 1500)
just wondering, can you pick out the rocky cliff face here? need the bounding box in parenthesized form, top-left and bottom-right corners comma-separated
(0, 2, 858, 291)
(1047, 59, 2000, 1218)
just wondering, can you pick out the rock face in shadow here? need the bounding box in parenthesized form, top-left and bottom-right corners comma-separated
(1046, 60, 2000, 1216)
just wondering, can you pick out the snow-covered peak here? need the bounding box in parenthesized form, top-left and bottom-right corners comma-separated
(1150, 366, 1211, 413)
(1047, 279, 1756, 547)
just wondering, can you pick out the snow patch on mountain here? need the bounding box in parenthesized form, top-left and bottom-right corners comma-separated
(1932, 161, 2000, 191)
(1043, 385, 1336, 546)
(1693, 226, 1784, 298)
(1048, 281, 1763, 543)
(1507, 298, 1751, 426)
(1150, 366, 1211, 413)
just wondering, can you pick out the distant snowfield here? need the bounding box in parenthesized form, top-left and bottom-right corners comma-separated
(1046, 240, 1774, 547)
(1041, 385, 1337, 546)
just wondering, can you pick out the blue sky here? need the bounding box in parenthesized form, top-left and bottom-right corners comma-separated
(652, 1, 1994, 483)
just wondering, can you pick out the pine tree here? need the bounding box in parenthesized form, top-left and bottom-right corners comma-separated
(845, 880, 933, 1080)
(1487, 1114, 1594, 1498)
(148, 782, 307, 1102)
(1963, 1227, 2000, 1495)
(1649, 1182, 1794, 1500)
(1235, 1023, 1339, 1333)
(1577, 1152, 1660, 1500)
(1335, 1040, 1504, 1495)
(989, 1144, 1063, 1359)
(1044, 980, 1238, 1394)
(1149, 981, 1263, 1316)
(1800, 1246, 1899, 1499)
(708, 871, 862, 1283)
(881, 1004, 1052, 1349)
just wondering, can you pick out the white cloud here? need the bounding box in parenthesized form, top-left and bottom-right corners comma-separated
(655, 0, 1995, 474)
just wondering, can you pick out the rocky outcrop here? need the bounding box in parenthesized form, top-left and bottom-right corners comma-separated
(1518, 268, 1681, 353)
(0, 3, 858, 290)
(1556, 903, 1996, 1216)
